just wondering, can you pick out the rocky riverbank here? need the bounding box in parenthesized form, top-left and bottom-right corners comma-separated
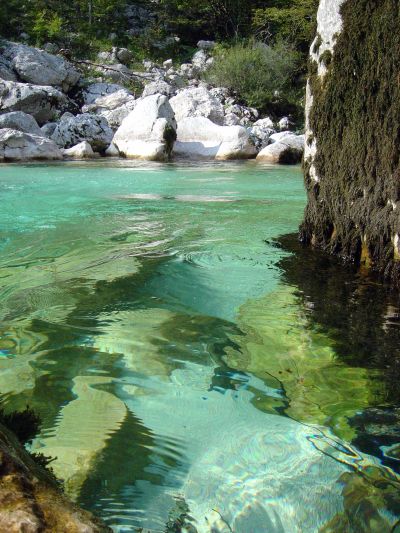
(0, 39, 304, 164)
(0, 422, 111, 532)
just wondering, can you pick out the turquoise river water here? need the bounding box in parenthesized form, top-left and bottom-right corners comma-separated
(0, 161, 399, 532)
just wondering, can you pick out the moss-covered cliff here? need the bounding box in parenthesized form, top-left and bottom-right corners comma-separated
(301, 0, 400, 286)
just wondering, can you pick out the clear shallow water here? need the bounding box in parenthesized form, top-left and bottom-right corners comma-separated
(0, 160, 399, 532)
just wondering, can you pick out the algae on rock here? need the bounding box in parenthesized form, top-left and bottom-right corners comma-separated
(302, 0, 400, 286)
(224, 285, 384, 440)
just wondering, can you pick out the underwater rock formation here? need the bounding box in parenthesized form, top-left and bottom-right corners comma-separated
(301, 0, 400, 286)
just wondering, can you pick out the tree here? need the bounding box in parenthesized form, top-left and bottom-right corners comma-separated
(252, 0, 319, 57)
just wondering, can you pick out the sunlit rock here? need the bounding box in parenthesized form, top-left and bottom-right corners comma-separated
(174, 117, 256, 160)
(113, 94, 177, 161)
(256, 140, 302, 164)
(170, 86, 224, 125)
(0, 111, 43, 136)
(0, 129, 62, 161)
(2, 41, 80, 91)
(63, 141, 97, 159)
(51, 113, 113, 152)
(0, 80, 72, 125)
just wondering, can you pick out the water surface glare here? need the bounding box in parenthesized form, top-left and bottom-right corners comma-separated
(0, 160, 399, 532)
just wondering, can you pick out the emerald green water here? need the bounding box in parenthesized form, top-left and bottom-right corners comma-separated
(0, 161, 399, 532)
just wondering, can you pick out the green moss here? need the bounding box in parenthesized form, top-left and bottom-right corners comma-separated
(319, 49, 332, 67)
(301, 0, 400, 287)
(312, 33, 322, 54)
(163, 124, 177, 161)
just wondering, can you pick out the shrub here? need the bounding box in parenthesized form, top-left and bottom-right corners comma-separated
(205, 40, 298, 113)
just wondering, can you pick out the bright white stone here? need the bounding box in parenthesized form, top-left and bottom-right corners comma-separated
(174, 116, 256, 160)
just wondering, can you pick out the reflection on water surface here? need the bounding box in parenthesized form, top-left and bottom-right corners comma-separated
(0, 160, 399, 532)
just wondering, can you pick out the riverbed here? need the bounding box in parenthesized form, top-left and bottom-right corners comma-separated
(0, 161, 399, 532)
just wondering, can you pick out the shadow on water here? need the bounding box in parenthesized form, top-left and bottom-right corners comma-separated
(277, 234, 400, 470)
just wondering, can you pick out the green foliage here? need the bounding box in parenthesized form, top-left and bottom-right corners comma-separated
(0, 0, 28, 38)
(154, 0, 256, 43)
(253, 0, 319, 58)
(206, 40, 298, 112)
(31, 11, 63, 43)
(0, 0, 128, 51)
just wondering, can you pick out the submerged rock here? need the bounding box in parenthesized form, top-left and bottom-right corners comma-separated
(32, 376, 127, 499)
(174, 116, 256, 160)
(113, 94, 177, 161)
(0, 128, 62, 161)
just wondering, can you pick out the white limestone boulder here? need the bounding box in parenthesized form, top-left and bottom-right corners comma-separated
(249, 118, 276, 149)
(142, 80, 175, 98)
(170, 86, 224, 125)
(113, 94, 177, 161)
(177, 63, 196, 79)
(270, 131, 305, 151)
(2, 42, 80, 91)
(51, 113, 113, 152)
(41, 123, 57, 137)
(96, 63, 131, 83)
(225, 104, 259, 126)
(256, 141, 302, 164)
(278, 116, 291, 130)
(224, 113, 241, 126)
(0, 128, 62, 161)
(63, 141, 96, 158)
(174, 117, 257, 160)
(197, 40, 216, 51)
(81, 83, 127, 106)
(0, 55, 17, 81)
(0, 80, 71, 125)
(82, 89, 136, 130)
(105, 142, 119, 156)
(0, 111, 43, 136)
(192, 50, 208, 72)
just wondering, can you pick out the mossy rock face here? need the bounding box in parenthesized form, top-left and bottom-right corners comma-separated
(0, 423, 112, 532)
(302, 0, 400, 287)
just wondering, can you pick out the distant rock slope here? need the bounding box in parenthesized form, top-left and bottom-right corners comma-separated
(301, 0, 400, 286)
(0, 39, 304, 162)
